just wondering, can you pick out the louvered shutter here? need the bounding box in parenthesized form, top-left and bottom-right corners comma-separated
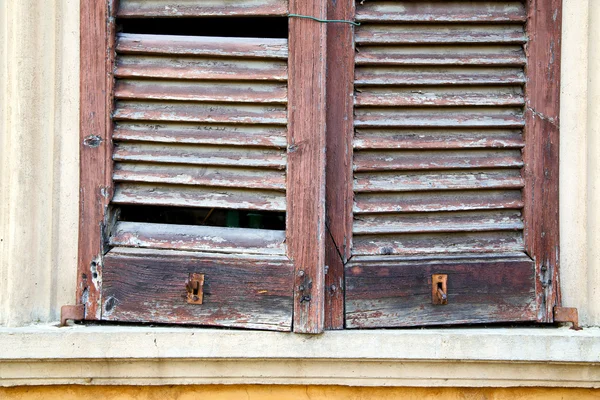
(336, 0, 561, 328)
(78, 0, 327, 332)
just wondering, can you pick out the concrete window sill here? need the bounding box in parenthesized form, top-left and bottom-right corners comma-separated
(0, 325, 599, 387)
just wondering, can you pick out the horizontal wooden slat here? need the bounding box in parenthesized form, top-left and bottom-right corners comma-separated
(356, 24, 527, 44)
(354, 169, 524, 192)
(115, 55, 288, 81)
(353, 190, 523, 214)
(117, 34, 288, 59)
(353, 210, 524, 235)
(345, 255, 536, 328)
(110, 221, 286, 255)
(114, 162, 286, 190)
(102, 248, 293, 331)
(355, 67, 526, 86)
(354, 129, 524, 150)
(113, 183, 286, 211)
(355, 86, 524, 107)
(356, 1, 527, 23)
(113, 123, 287, 148)
(352, 230, 525, 256)
(115, 79, 287, 104)
(118, 0, 289, 17)
(113, 100, 287, 125)
(353, 149, 523, 171)
(355, 45, 526, 66)
(354, 107, 524, 128)
(113, 142, 286, 169)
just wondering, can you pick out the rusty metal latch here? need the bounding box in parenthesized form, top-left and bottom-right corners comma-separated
(60, 304, 85, 327)
(186, 273, 205, 304)
(432, 274, 448, 305)
(553, 306, 582, 330)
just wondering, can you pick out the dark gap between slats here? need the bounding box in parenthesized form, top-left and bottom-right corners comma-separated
(118, 205, 285, 230)
(118, 17, 288, 39)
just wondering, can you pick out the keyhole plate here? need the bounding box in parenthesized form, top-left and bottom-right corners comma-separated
(186, 273, 205, 305)
(432, 274, 448, 305)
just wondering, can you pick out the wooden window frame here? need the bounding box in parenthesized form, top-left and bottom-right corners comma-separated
(78, 0, 327, 333)
(324, 0, 563, 328)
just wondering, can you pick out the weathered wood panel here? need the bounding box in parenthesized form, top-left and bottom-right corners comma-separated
(352, 231, 525, 256)
(117, 34, 288, 59)
(287, 0, 328, 333)
(353, 210, 524, 235)
(113, 123, 287, 148)
(118, 0, 289, 17)
(110, 222, 286, 255)
(353, 149, 524, 172)
(355, 45, 526, 66)
(353, 190, 524, 214)
(354, 169, 524, 192)
(354, 129, 524, 150)
(113, 142, 286, 169)
(345, 255, 536, 328)
(102, 248, 294, 331)
(356, 24, 527, 45)
(114, 163, 286, 190)
(356, 1, 527, 23)
(113, 100, 287, 125)
(116, 55, 288, 81)
(355, 67, 526, 86)
(115, 80, 287, 104)
(112, 183, 286, 211)
(355, 86, 524, 107)
(522, 0, 563, 322)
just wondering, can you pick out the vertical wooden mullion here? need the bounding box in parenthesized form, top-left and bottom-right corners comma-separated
(77, 0, 116, 319)
(288, 0, 328, 333)
(324, 0, 355, 330)
(523, 0, 562, 322)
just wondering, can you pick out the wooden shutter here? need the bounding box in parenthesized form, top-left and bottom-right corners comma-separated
(78, 0, 327, 333)
(324, 0, 561, 328)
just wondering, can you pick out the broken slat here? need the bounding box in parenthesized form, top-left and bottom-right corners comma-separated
(102, 248, 294, 331)
(118, 0, 289, 17)
(114, 162, 286, 190)
(115, 55, 288, 81)
(354, 129, 524, 150)
(115, 79, 287, 104)
(113, 100, 287, 125)
(117, 34, 288, 59)
(354, 169, 524, 192)
(352, 230, 525, 256)
(355, 45, 526, 66)
(354, 107, 525, 128)
(113, 123, 287, 149)
(113, 142, 286, 170)
(110, 222, 286, 255)
(353, 149, 524, 172)
(345, 255, 536, 328)
(355, 67, 526, 86)
(355, 86, 524, 107)
(353, 210, 524, 235)
(356, 24, 527, 45)
(353, 190, 523, 214)
(113, 183, 286, 211)
(356, 1, 527, 23)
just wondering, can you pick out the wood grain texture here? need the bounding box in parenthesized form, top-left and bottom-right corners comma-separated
(102, 248, 294, 331)
(287, 0, 327, 333)
(355, 67, 526, 86)
(118, 0, 289, 17)
(77, 0, 116, 320)
(345, 255, 537, 328)
(323, 0, 355, 330)
(110, 222, 286, 255)
(522, 0, 562, 322)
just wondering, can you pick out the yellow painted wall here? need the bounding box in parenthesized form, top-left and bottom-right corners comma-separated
(1, 386, 599, 400)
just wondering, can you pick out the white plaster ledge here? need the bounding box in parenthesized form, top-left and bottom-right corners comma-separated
(0, 325, 599, 387)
